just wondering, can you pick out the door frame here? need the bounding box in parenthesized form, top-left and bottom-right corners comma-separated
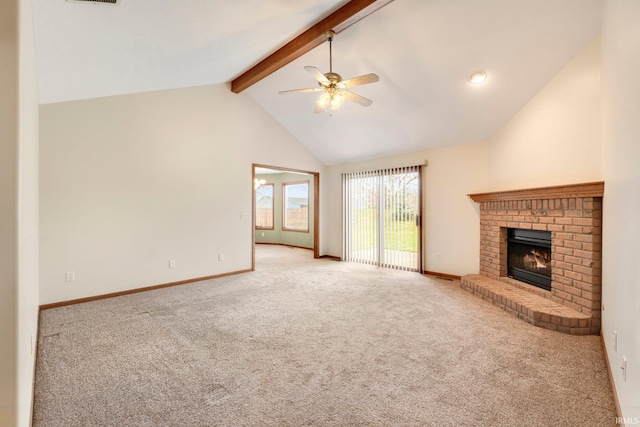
(252, 163, 320, 271)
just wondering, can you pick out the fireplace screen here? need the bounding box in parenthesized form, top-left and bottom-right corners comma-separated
(507, 229, 552, 291)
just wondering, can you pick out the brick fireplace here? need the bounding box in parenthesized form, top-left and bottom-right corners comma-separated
(462, 182, 604, 335)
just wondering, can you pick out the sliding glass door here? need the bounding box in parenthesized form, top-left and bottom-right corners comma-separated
(343, 166, 422, 271)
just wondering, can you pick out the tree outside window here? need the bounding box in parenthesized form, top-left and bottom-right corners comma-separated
(255, 183, 274, 229)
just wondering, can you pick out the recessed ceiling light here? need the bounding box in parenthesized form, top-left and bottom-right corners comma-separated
(469, 71, 488, 85)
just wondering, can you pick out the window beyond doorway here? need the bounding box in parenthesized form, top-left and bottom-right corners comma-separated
(255, 183, 274, 229)
(283, 181, 309, 232)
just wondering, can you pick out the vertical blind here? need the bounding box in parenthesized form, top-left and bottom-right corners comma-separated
(343, 165, 422, 272)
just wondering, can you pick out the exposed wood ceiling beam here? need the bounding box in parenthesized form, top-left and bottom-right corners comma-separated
(230, 0, 395, 94)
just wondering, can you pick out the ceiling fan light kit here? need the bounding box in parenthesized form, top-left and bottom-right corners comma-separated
(279, 30, 379, 114)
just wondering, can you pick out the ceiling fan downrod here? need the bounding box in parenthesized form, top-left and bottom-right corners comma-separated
(326, 30, 336, 73)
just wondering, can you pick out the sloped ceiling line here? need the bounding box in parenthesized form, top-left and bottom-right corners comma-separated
(230, 0, 395, 93)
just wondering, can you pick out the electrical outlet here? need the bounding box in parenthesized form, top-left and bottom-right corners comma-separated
(436, 253, 442, 261)
(622, 356, 627, 382)
(169, 259, 176, 268)
(65, 271, 75, 282)
(218, 253, 224, 261)
(613, 331, 618, 351)
(261, 232, 265, 237)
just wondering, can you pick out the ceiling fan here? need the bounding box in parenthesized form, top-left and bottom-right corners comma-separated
(279, 30, 379, 114)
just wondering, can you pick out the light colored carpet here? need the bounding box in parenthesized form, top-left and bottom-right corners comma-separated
(34, 245, 616, 426)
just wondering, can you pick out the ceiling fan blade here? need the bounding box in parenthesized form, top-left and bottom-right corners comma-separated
(279, 87, 325, 95)
(342, 73, 379, 88)
(343, 90, 373, 107)
(304, 66, 329, 85)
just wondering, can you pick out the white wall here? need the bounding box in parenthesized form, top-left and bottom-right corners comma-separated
(40, 84, 325, 304)
(601, 0, 640, 421)
(326, 142, 488, 276)
(487, 37, 603, 190)
(17, 1, 40, 425)
(0, 0, 40, 426)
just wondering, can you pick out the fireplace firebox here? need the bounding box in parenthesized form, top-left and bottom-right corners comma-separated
(507, 228, 552, 291)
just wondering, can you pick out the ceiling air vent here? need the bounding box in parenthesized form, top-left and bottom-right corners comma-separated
(67, 0, 119, 4)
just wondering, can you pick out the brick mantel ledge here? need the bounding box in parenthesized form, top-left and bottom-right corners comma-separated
(468, 181, 604, 203)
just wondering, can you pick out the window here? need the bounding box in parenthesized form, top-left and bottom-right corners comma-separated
(255, 183, 274, 229)
(343, 166, 421, 271)
(283, 181, 309, 232)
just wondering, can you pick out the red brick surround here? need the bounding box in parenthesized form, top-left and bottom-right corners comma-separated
(468, 182, 604, 334)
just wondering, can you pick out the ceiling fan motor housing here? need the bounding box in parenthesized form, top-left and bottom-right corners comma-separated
(323, 72, 345, 89)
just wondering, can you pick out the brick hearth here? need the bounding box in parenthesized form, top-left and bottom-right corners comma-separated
(463, 182, 604, 335)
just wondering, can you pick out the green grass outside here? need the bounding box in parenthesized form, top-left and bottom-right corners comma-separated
(350, 209, 418, 252)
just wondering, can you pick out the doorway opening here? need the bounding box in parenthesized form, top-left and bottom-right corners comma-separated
(252, 164, 320, 270)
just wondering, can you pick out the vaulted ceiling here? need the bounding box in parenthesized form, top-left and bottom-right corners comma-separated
(32, 0, 603, 165)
